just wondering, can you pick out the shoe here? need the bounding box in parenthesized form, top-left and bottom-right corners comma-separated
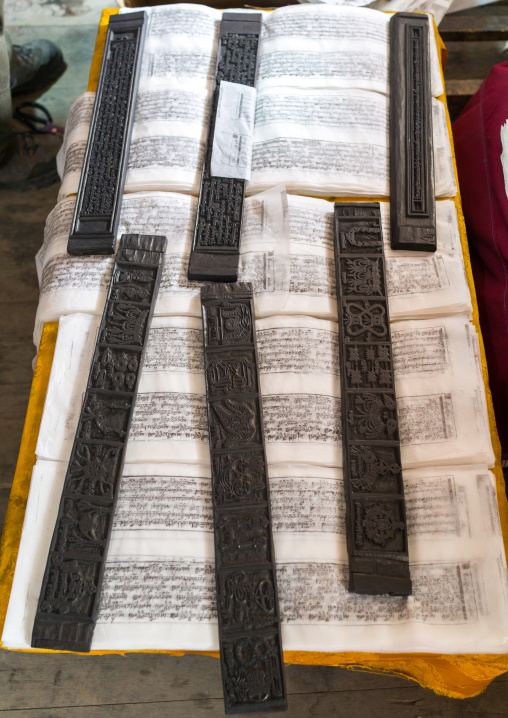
(0, 132, 62, 191)
(10, 40, 66, 97)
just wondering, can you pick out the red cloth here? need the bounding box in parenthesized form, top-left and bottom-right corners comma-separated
(453, 62, 508, 456)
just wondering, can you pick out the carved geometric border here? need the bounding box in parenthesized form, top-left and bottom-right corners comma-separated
(31, 234, 167, 652)
(389, 12, 436, 252)
(68, 13, 147, 256)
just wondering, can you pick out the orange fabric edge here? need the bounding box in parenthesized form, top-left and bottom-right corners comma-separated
(2, 10, 508, 700)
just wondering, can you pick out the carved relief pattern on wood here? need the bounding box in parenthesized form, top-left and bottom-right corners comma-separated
(222, 634, 286, 709)
(334, 203, 412, 597)
(188, 14, 262, 282)
(32, 233, 167, 653)
(213, 452, 267, 506)
(205, 351, 258, 395)
(201, 282, 287, 714)
(68, 13, 147, 255)
(344, 344, 393, 390)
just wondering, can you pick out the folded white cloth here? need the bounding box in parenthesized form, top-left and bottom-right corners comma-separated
(392, 315, 494, 468)
(34, 192, 472, 346)
(36, 312, 494, 471)
(56, 4, 449, 201)
(258, 5, 443, 97)
(4, 458, 508, 653)
(57, 89, 455, 200)
(35, 314, 210, 465)
(250, 93, 455, 198)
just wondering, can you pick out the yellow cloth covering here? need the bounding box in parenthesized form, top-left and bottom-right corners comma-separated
(1, 7, 508, 700)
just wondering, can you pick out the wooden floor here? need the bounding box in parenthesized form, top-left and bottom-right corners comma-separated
(3, 7, 508, 717)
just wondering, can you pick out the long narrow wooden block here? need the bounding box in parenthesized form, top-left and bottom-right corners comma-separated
(390, 12, 436, 252)
(201, 283, 287, 715)
(67, 12, 147, 256)
(32, 234, 167, 652)
(333, 203, 412, 596)
(188, 13, 262, 282)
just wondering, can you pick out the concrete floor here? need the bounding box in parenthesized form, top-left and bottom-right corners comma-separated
(2, 1, 508, 715)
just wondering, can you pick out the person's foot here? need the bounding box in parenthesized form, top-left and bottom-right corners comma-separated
(0, 132, 62, 191)
(10, 40, 66, 97)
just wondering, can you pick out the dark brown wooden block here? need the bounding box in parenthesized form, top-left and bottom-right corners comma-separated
(333, 203, 412, 597)
(67, 13, 147, 256)
(188, 13, 262, 282)
(201, 283, 287, 714)
(31, 234, 167, 652)
(389, 12, 436, 252)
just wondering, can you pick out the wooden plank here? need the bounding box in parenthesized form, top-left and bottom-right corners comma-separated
(445, 41, 508, 84)
(2, 676, 508, 717)
(0, 651, 412, 710)
(1, 648, 507, 714)
(333, 203, 411, 595)
(201, 283, 287, 713)
(440, 15, 508, 41)
(68, 13, 147, 255)
(445, 80, 483, 124)
(0, 300, 40, 388)
(1, 646, 507, 714)
(188, 13, 262, 282)
(389, 13, 436, 252)
(451, 2, 508, 17)
(0, 192, 52, 302)
(32, 235, 167, 653)
(0, 183, 57, 488)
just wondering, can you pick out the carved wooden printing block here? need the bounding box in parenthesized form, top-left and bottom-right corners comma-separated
(31, 234, 167, 652)
(389, 12, 436, 252)
(201, 283, 287, 714)
(333, 203, 412, 596)
(67, 12, 147, 256)
(188, 13, 262, 282)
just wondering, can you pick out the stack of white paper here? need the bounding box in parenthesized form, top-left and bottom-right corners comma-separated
(3, 3, 506, 659)
(34, 191, 471, 346)
(35, 311, 493, 471)
(4, 456, 507, 652)
(56, 4, 454, 200)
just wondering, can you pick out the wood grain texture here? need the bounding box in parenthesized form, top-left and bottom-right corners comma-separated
(1, 649, 508, 715)
(0, 185, 57, 488)
(440, 15, 508, 41)
(0, 489, 10, 538)
(0, 386, 34, 487)
(445, 79, 484, 95)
